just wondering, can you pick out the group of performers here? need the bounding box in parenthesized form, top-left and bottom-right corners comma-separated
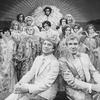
(0, 5, 100, 100)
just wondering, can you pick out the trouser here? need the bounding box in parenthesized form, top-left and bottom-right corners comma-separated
(67, 92, 100, 100)
(19, 95, 47, 100)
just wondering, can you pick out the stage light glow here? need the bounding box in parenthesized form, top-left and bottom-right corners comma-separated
(1, 0, 88, 22)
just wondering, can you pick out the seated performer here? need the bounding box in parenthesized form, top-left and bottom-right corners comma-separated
(59, 34, 100, 100)
(5, 37, 59, 100)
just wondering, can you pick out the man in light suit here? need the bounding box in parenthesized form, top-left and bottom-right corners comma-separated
(13, 37, 59, 100)
(59, 34, 100, 100)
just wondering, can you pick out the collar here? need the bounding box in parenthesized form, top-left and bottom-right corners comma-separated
(73, 52, 81, 59)
(41, 54, 54, 60)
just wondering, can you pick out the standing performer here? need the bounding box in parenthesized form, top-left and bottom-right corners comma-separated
(32, 5, 63, 30)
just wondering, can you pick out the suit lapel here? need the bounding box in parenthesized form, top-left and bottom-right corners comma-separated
(35, 56, 43, 77)
(71, 59, 83, 79)
(68, 54, 87, 81)
(38, 54, 54, 75)
(38, 58, 52, 75)
(79, 54, 90, 82)
(67, 58, 79, 77)
(67, 53, 91, 82)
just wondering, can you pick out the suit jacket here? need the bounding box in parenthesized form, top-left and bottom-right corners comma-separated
(59, 53, 100, 100)
(19, 54, 59, 100)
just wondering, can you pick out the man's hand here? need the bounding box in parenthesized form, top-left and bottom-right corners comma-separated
(92, 84, 100, 92)
(13, 83, 29, 94)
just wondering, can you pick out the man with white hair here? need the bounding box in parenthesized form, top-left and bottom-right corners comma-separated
(59, 34, 100, 100)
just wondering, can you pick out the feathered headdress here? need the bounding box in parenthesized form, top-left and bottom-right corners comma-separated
(25, 16, 35, 25)
(32, 5, 63, 27)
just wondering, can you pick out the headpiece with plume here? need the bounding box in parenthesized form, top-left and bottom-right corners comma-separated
(32, 5, 63, 28)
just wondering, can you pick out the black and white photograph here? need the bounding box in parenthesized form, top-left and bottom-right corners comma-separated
(0, 0, 100, 100)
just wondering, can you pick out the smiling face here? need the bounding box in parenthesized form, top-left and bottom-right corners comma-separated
(43, 23, 50, 30)
(26, 27, 34, 35)
(4, 30, 11, 37)
(74, 26, 79, 33)
(66, 14, 74, 24)
(25, 16, 34, 26)
(13, 22, 19, 30)
(67, 38, 79, 55)
(42, 40, 54, 55)
(88, 26, 94, 34)
(61, 19, 67, 26)
(65, 27, 71, 37)
(67, 16, 73, 23)
(27, 20, 32, 25)
(19, 15, 24, 22)
(17, 44, 23, 53)
(44, 8, 51, 16)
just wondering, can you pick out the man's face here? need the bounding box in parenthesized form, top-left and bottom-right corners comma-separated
(45, 9, 51, 16)
(67, 39, 79, 55)
(42, 40, 54, 55)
